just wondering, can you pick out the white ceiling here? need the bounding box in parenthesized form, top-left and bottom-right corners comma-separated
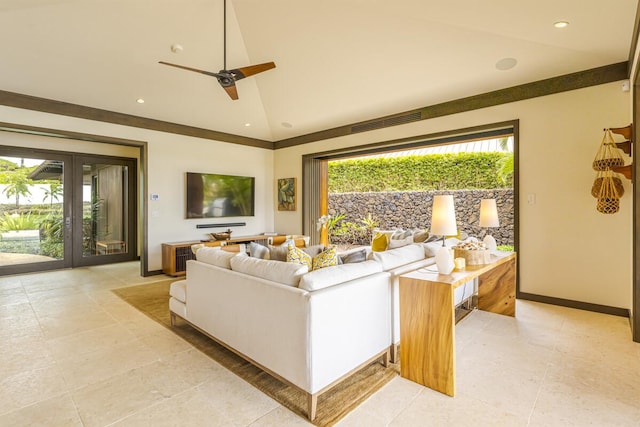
(0, 0, 637, 142)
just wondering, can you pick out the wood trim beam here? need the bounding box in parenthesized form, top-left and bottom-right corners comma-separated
(275, 62, 629, 149)
(0, 90, 273, 150)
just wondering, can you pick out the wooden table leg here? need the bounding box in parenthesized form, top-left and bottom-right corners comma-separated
(478, 258, 516, 316)
(399, 277, 456, 396)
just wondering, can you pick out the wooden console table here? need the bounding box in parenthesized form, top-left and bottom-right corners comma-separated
(399, 251, 516, 396)
(161, 234, 280, 276)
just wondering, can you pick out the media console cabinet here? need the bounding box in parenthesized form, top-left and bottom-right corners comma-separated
(399, 251, 517, 396)
(161, 234, 277, 276)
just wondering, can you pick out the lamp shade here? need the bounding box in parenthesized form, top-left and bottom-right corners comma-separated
(479, 199, 499, 228)
(430, 195, 457, 236)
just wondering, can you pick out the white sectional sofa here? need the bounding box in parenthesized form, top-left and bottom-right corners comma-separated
(169, 248, 392, 421)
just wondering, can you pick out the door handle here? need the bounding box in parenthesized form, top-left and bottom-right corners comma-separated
(65, 217, 71, 228)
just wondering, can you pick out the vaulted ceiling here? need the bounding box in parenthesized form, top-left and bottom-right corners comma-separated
(0, 0, 637, 143)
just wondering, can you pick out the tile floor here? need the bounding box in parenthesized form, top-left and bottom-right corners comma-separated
(0, 261, 639, 426)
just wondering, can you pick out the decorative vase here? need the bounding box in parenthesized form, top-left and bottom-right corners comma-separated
(483, 234, 497, 251)
(435, 245, 455, 274)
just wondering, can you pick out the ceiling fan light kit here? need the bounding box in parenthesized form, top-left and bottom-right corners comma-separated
(158, 0, 275, 100)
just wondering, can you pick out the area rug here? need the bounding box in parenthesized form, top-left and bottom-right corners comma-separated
(112, 280, 398, 426)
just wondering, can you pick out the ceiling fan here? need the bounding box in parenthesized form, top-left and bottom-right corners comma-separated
(159, 0, 275, 100)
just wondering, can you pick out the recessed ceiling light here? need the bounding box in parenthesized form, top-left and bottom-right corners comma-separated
(495, 57, 517, 71)
(554, 21, 569, 28)
(281, 122, 293, 129)
(136, 98, 145, 104)
(244, 123, 251, 127)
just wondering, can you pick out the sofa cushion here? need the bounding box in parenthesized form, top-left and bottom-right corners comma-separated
(338, 247, 368, 264)
(287, 245, 312, 269)
(196, 246, 244, 269)
(169, 279, 187, 303)
(371, 232, 389, 252)
(301, 244, 325, 257)
(248, 242, 270, 259)
(311, 245, 338, 270)
(388, 235, 413, 249)
(370, 243, 425, 270)
(230, 255, 308, 287)
(298, 260, 383, 291)
(268, 239, 295, 261)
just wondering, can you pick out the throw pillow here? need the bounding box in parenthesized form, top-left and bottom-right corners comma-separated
(391, 229, 413, 240)
(301, 244, 325, 258)
(388, 235, 414, 249)
(190, 243, 205, 255)
(412, 230, 430, 243)
(248, 242, 269, 259)
(268, 239, 295, 261)
(339, 248, 367, 264)
(371, 232, 389, 252)
(287, 244, 312, 269)
(312, 245, 338, 270)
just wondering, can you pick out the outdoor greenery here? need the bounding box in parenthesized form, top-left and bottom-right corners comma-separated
(328, 152, 513, 193)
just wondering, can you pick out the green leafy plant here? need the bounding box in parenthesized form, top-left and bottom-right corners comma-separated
(0, 213, 39, 231)
(328, 152, 513, 193)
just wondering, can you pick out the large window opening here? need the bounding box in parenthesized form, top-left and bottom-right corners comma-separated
(302, 121, 519, 261)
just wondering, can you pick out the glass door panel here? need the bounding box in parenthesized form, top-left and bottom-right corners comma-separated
(0, 154, 69, 273)
(81, 162, 129, 258)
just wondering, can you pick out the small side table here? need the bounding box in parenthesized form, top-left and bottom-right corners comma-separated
(399, 251, 516, 396)
(96, 240, 127, 255)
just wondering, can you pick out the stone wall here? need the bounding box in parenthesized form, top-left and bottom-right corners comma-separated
(328, 189, 514, 246)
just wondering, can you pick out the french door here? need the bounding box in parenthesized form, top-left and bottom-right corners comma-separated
(0, 147, 137, 275)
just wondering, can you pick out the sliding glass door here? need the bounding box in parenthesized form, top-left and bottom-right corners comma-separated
(0, 147, 137, 275)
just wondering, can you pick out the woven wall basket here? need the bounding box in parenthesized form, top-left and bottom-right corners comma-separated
(593, 129, 625, 171)
(591, 173, 624, 198)
(596, 170, 621, 214)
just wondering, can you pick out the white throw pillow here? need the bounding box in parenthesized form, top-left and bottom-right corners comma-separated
(230, 255, 308, 287)
(298, 260, 383, 291)
(388, 235, 414, 249)
(196, 246, 244, 269)
(371, 243, 425, 270)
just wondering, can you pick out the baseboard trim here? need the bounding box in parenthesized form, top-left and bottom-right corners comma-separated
(518, 292, 629, 318)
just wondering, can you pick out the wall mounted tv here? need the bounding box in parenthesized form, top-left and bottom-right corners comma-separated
(186, 172, 255, 218)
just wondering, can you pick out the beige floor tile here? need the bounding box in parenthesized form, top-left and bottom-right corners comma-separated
(250, 406, 314, 427)
(0, 339, 56, 380)
(0, 364, 68, 415)
(112, 387, 240, 427)
(197, 369, 280, 425)
(388, 388, 527, 427)
(45, 322, 138, 360)
(139, 328, 193, 358)
(37, 308, 117, 339)
(57, 339, 159, 389)
(0, 393, 83, 427)
(71, 362, 187, 427)
(337, 376, 423, 426)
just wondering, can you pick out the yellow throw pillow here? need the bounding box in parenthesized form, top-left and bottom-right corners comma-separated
(287, 244, 312, 269)
(312, 245, 338, 270)
(371, 232, 389, 252)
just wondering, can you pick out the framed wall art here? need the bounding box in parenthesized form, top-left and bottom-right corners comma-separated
(277, 177, 296, 211)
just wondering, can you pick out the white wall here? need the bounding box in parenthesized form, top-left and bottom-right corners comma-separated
(274, 81, 632, 309)
(0, 106, 274, 272)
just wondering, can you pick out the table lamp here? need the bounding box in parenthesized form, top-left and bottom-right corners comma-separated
(430, 195, 457, 274)
(479, 198, 499, 251)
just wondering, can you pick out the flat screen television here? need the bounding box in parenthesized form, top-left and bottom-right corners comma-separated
(186, 172, 255, 218)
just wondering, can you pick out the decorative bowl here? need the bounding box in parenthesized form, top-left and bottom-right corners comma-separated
(210, 229, 232, 241)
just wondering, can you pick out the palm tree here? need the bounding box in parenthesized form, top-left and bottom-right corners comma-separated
(497, 137, 514, 185)
(2, 172, 32, 209)
(42, 182, 63, 206)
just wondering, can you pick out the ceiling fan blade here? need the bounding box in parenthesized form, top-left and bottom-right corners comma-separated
(229, 62, 276, 81)
(158, 61, 221, 78)
(222, 83, 239, 100)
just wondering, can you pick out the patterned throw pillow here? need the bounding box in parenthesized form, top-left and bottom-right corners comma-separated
(248, 242, 269, 259)
(287, 244, 312, 269)
(312, 245, 338, 270)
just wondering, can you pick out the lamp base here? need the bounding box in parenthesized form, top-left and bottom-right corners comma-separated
(435, 245, 455, 274)
(483, 234, 497, 251)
